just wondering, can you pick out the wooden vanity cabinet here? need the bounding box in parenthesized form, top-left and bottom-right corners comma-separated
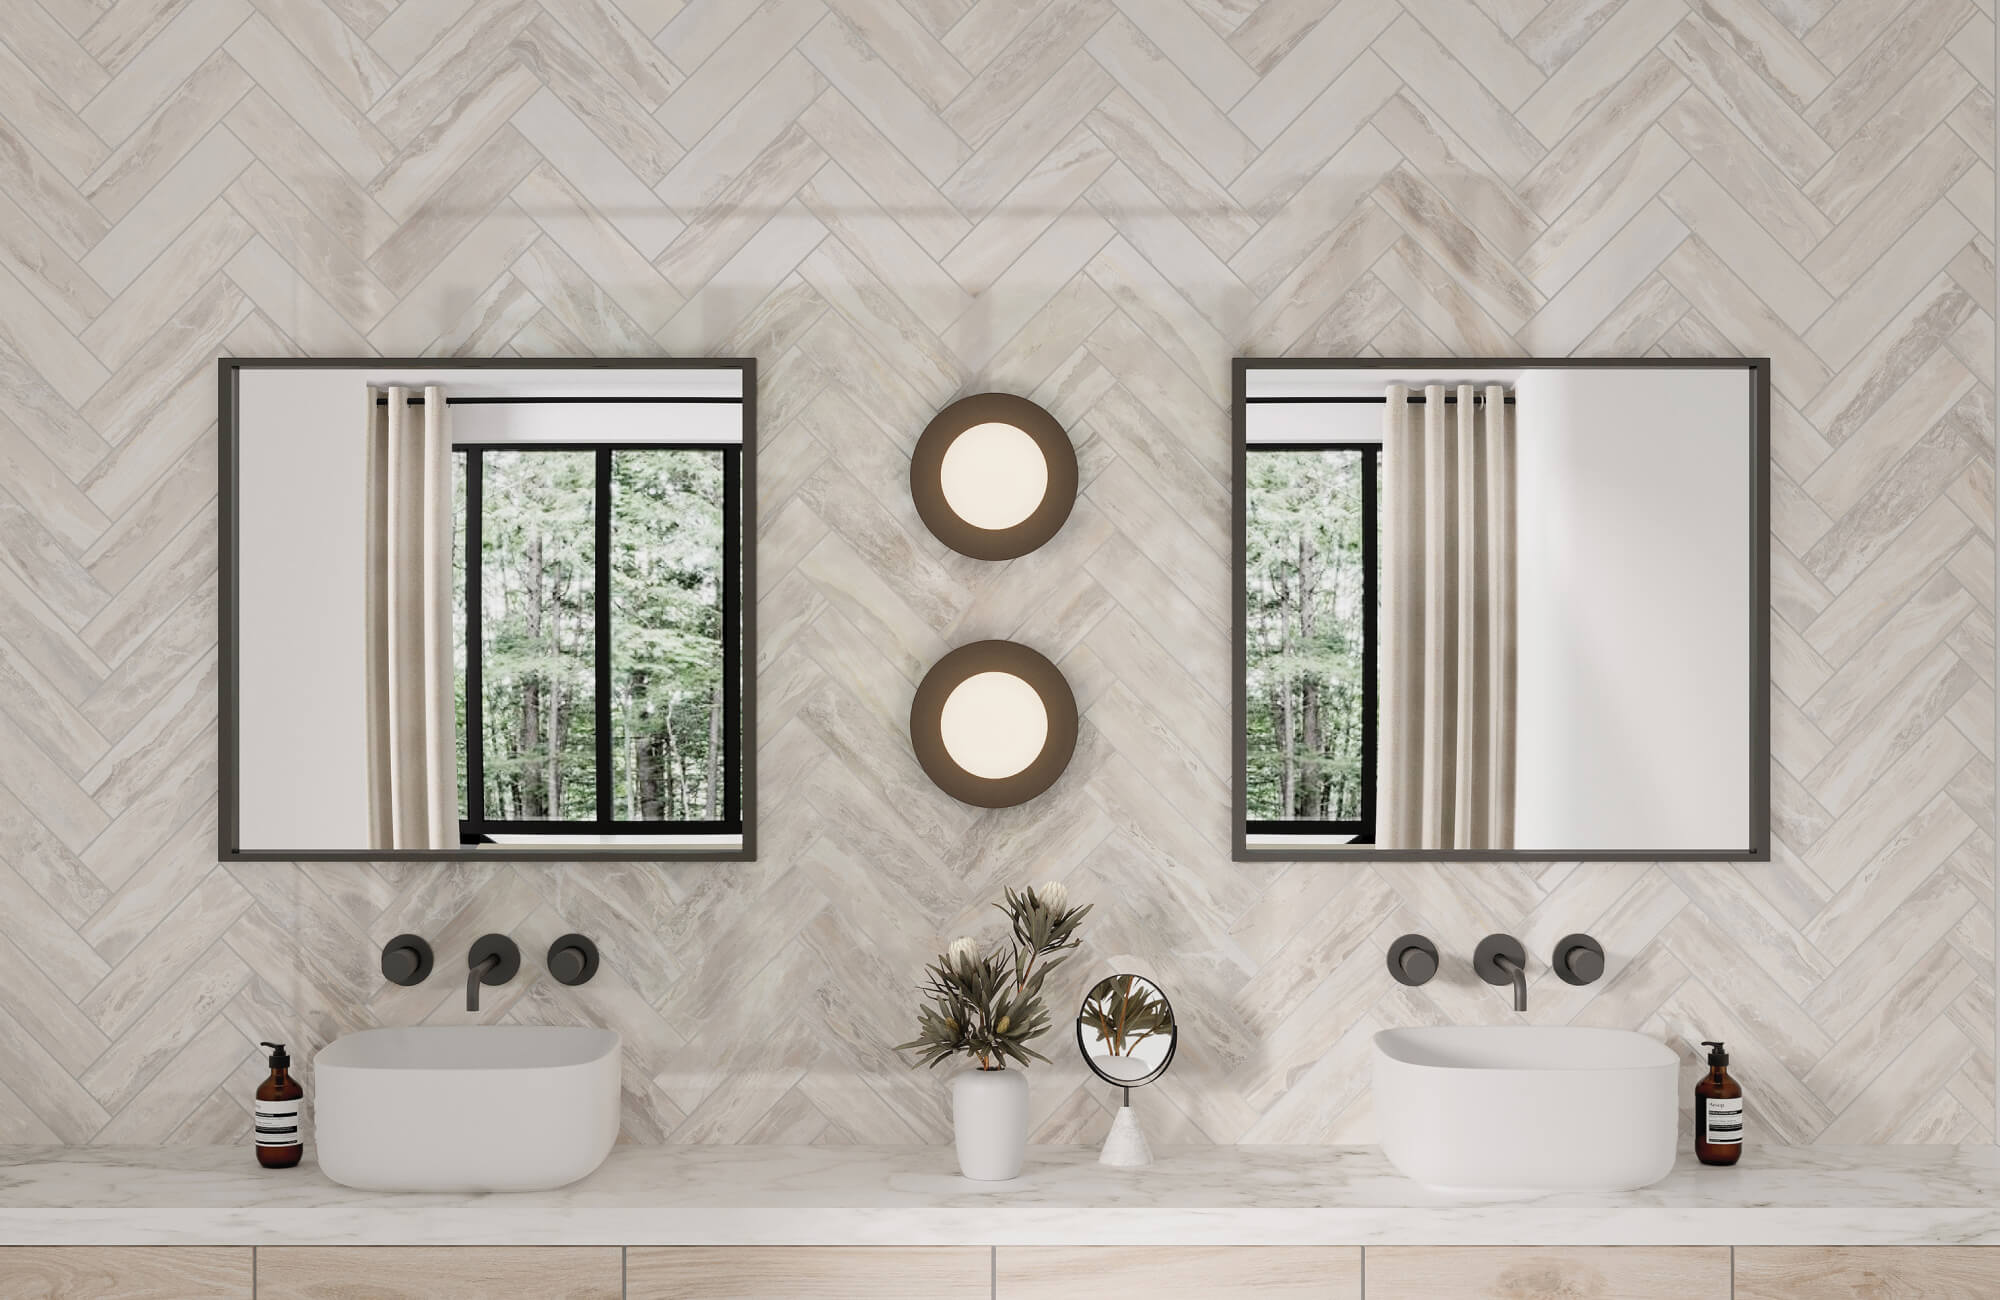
(0, 1248, 252, 1298)
(7, 1242, 1999, 1296)
(626, 1246, 988, 1298)
(255, 1247, 621, 1299)
(1735, 1247, 2000, 1298)
(997, 1245, 1359, 1298)
(1365, 1246, 1728, 1299)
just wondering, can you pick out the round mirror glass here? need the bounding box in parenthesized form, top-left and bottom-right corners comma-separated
(939, 422, 1048, 530)
(1076, 974, 1177, 1088)
(939, 671, 1048, 779)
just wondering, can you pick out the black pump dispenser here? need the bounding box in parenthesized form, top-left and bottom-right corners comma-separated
(262, 1041, 290, 1069)
(1702, 1040, 1727, 1067)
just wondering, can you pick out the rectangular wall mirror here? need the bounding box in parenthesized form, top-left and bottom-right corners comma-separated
(1233, 358, 1768, 862)
(221, 358, 755, 861)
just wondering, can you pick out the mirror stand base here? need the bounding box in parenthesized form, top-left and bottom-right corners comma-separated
(1099, 1103, 1153, 1168)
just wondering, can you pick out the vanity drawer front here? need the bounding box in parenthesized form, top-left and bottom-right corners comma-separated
(998, 1246, 1359, 1298)
(255, 1247, 620, 1299)
(1365, 1246, 1728, 1298)
(1735, 1247, 2000, 1298)
(0, 1248, 252, 1298)
(626, 1247, 988, 1298)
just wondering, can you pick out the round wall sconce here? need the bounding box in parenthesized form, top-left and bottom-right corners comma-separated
(911, 640, 1078, 808)
(911, 393, 1077, 560)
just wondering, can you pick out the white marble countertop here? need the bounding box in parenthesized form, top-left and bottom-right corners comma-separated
(3, 1144, 1997, 1247)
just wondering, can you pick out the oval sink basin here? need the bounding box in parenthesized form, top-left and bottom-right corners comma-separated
(315, 1026, 620, 1192)
(1373, 1026, 1678, 1196)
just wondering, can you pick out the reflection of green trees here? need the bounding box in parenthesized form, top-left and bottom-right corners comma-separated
(612, 450, 725, 821)
(451, 448, 726, 826)
(1245, 451, 1368, 823)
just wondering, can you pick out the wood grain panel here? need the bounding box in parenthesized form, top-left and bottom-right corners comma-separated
(254, 1247, 620, 1300)
(1736, 1246, 2000, 1299)
(627, 1246, 989, 1298)
(0, 1248, 252, 1299)
(998, 1245, 1359, 1298)
(1365, 1246, 1729, 1299)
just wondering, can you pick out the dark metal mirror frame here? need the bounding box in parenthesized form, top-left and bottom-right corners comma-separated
(1230, 356, 1771, 864)
(218, 356, 758, 863)
(909, 639, 1078, 808)
(1076, 974, 1178, 1090)
(911, 392, 1078, 560)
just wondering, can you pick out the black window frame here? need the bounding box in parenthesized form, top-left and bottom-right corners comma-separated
(1242, 440, 1378, 845)
(456, 439, 742, 843)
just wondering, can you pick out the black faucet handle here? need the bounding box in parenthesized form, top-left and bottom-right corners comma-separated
(381, 934, 433, 987)
(1555, 934, 1605, 985)
(547, 934, 600, 987)
(1386, 934, 1438, 986)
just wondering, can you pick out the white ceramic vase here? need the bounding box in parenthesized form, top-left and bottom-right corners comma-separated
(952, 1066, 1029, 1180)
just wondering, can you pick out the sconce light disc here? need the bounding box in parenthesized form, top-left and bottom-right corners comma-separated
(911, 640, 1078, 808)
(912, 393, 1077, 560)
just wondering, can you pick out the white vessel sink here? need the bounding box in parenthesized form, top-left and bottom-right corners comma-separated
(1373, 1026, 1678, 1196)
(315, 1026, 620, 1192)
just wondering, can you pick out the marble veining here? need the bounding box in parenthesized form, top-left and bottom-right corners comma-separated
(3, 1144, 1998, 1247)
(0, 0, 1988, 1155)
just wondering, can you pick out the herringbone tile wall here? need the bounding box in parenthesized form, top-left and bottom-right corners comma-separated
(0, 0, 1991, 1149)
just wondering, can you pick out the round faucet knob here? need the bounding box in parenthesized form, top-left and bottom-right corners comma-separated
(547, 934, 600, 986)
(1554, 934, 1605, 985)
(1386, 934, 1438, 986)
(380, 934, 433, 986)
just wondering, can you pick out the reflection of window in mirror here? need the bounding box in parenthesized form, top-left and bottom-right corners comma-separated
(1234, 359, 1768, 864)
(224, 361, 753, 861)
(1244, 444, 1378, 846)
(454, 443, 740, 847)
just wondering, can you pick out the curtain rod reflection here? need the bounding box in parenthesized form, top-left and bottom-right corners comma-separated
(371, 395, 742, 405)
(1245, 395, 1517, 405)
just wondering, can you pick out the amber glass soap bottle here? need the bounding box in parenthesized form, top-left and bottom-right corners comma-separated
(1695, 1040, 1742, 1166)
(255, 1041, 303, 1168)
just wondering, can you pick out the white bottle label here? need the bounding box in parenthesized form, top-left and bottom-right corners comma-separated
(1703, 1097, 1743, 1145)
(255, 1098, 301, 1148)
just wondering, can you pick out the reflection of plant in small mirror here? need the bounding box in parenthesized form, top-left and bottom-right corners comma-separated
(895, 884, 1090, 1071)
(1081, 976, 1175, 1057)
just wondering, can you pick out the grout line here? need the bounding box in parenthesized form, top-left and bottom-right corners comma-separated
(622, 1244, 628, 1299)
(990, 1243, 996, 1300)
(252, 1244, 257, 1298)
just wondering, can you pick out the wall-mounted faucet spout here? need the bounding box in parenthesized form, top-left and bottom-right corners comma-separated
(1473, 934, 1530, 1013)
(1492, 952, 1527, 1012)
(465, 934, 520, 1013)
(466, 952, 499, 1012)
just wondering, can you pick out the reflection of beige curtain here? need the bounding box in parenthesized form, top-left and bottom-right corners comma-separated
(1381, 383, 1516, 850)
(365, 386, 456, 850)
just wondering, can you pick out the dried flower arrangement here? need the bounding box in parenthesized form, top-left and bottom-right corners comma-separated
(895, 882, 1090, 1071)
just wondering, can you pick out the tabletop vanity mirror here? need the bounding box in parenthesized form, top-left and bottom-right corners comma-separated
(220, 359, 755, 861)
(1078, 974, 1177, 1168)
(1233, 358, 1768, 862)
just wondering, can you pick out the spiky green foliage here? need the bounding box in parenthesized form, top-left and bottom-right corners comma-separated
(895, 886, 1092, 1071)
